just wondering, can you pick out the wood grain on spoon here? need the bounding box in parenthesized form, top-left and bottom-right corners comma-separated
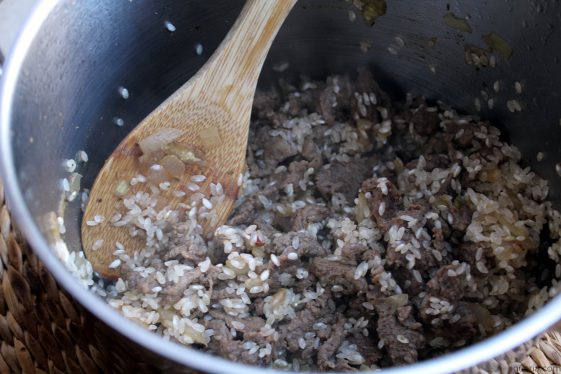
(82, 0, 296, 279)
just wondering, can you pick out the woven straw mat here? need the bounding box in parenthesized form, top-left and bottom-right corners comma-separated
(1, 177, 561, 373)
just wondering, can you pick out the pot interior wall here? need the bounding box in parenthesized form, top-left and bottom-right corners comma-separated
(7, 0, 561, 282)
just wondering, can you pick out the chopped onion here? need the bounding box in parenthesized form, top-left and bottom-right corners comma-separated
(147, 164, 167, 184)
(161, 155, 185, 179)
(164, 143, 202, 163)
(138, 128, 182, 155)
(115, 180, 129, 197)
(384, 293, 409, 307)
(199, 127, 221, 147)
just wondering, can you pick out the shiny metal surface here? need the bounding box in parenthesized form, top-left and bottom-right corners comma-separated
(2, 0, 561, 372)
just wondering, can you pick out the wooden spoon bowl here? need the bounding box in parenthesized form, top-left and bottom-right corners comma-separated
(82, 0, 296, 279)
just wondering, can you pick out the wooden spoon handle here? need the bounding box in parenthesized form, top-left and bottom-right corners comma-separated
(182, 0, 297, 110)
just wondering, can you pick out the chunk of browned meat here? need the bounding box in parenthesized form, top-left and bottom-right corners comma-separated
(125, 270, 158, 294)
(444, 121, 475, 150)
(348, 333, 382, 365)
(279, 291, 334, 353)
(163, 237, 207, 265)
(228, 185, 279, 226)
(391, 267, 424, 295)
(319, 86, 336, 125)
(355, 67, 392, 110)
(427, 263, 468, 300)
(272, 232, 327, 258)
(209, 311, 273, 355)
(317, 75, 354, 125)
(405, 154, 450, 171)
(164, 267, 220, 301)
(206, 319, 259, 365)
(276, 159, 322, 192)
(317, 317, 347, 370)
(263, 133, 298, 168)
(454, 242, 489, 274)
(292, 205, 329, 231)
(209, 311, 265, 334)
(316, 160, 371, 202)
(341, 243, 368, 262)
(265, 262, 317, 293)
(301, 138, 322, 162)
(412, 106, 440, 136)
(363, 177, 402, 231)
(375, 303, 425, 365)
(449, 202, 473, 232)
(309, 257, 368, 294)
(252, 89, 281, 120)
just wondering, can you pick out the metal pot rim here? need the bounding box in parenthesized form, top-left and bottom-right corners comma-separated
(1, 1, 560, 373)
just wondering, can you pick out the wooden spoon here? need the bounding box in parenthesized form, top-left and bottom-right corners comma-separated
(82, 0, 296, 279)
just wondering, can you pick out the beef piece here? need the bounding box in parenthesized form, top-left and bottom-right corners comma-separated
(406, 154, 451, 171)
(443, 302, 493, 342)
(385, 240, 410, 269)
(361, 244, 385, 264)
(454, 242, 488, 274)
(319, 86, 336, 125)
(318, 75, 354, 125)
(348, 333, 382, 365)
(208, 311, 272, 351)
(162, 266, 220, 302)
(273, 214, 293, 233)
(333, 361, 358, 372)
(397, 305, 413, 324)
(309, 257, 368, 294)
(206, 319, 259, 365)
(317, 317, 347, 370)
(265, 263, 318, 293)
(427, 264, 467, 300)
(125, 270, 158, 294)
(332, 75, 354, 111)
(292, 205, 329, 231)
(450, 302, 479, 341)
(301, 137, 322, 162)
(286, 93, 304, 116)
(272, 232, 327, 258)
(253, 89, 281, 120)
(277, 158, 322, 192)
(341, 243, 368, 262)
(210, 286, 236, 301)
(163, 236, 207, 265)
(259, 129, 298, 168)
(315, 160, 371, 202)
(279, 291, 334, 353)
(258, 248, 316, 291)
(228, 197, 258, 226)
(228, 185, 279, 226)
(391, 267, 424, 296)
(444, 121, 475, 151)
(253, 298, 265, 316)
(253, 216, 278, 239)
(355, 67, 392, 111)
(375, 303, 425, 365)
(411, 106, 440, 136)
(382, 204, 438, 273)
(363, 177, 402, 231)
(424, 134, 450, 156)
(449, 202, 473, 232)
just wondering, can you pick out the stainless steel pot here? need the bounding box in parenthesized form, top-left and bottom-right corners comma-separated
(2, 0, 561, 372)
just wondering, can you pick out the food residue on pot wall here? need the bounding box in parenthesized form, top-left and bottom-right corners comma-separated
(443, 12, 472, 33)
(483, 32, 513, 59)
(352, 0, 387, 26)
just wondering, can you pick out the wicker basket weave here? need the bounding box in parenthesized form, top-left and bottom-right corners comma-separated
(0, 177, 560, 374)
